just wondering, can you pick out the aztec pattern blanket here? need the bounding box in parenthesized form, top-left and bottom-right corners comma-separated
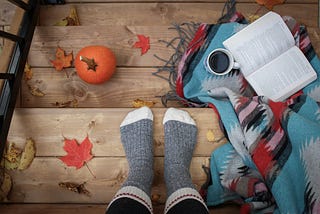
(156, 9, 320, 214)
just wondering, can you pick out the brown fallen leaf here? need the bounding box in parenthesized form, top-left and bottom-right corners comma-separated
(0, 169, 12, 202)
(132, 99, 156, 108)
(27, 84, 45, 97)
(51, 99, 78, 108)
(59, 182, 91, 196)
(24, 62, 33, 80)
(255, 0, 285, 10)
(54, 6, 80, 26)
(50, 47, 73, 71)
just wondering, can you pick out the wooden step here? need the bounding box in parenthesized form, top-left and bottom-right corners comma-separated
(20, 68, 174, 108)
(38, 3, 318, 27)
(8, 108, 225, 157)
(5, 108, 226, 204)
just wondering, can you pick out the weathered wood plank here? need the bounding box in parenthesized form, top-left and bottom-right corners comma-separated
(8, 108, 226, 157)
(1, 1, 317, 26)
(0, 203, 240, 214)
(39, 3, 318, 27)
(28, 25, 320, 68)
(28, 25, 178, 67)
(6, 157, 211, 203)
(20, 68, 174, 108)
(0, 1, 16, 26)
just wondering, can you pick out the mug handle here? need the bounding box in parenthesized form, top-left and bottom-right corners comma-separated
(233, 62, 240, 70)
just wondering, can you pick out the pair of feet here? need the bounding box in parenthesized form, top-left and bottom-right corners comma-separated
(119, 107, 200, 208)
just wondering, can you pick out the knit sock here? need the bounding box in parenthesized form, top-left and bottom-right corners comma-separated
(163, 108, 208, 213)
(163, 108, 198, 196)
(120, 106, 154, 196)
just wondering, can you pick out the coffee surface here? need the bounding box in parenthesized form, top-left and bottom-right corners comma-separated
(209, 51, 229, 73)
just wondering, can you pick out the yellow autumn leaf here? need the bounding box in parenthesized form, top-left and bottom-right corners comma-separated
(54, 6, 80, 26)
(2, 142, 22, 170)
(18, 138, 36, 170)
(248, 14, 260, 23)
(0, 170, 12, 202)
(132, 99, 156, 108)
(4, 142, 22, 163)
(69, 6, 80, 26)
(24, 62, 33, 80)
(54, 19, 68, 26)
(206, 130, 215, 142)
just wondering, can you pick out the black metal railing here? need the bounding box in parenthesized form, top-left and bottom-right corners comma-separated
(0, 0, 65, 159)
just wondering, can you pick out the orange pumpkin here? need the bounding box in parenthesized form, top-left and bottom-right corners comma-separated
(75, 45, 116, 84)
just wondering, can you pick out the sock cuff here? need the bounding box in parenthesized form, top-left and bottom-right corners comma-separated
(108, 186, 153, 213)
(164, 188, 208, 214)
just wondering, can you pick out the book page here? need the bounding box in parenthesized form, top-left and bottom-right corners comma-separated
(246, 46, 317, 102)
(223, 12, 295, 76)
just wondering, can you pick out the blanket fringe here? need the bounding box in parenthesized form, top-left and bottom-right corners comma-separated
(153, 0, 237, 107)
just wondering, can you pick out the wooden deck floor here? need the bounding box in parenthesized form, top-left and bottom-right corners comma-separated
(0, 0, 319, 213)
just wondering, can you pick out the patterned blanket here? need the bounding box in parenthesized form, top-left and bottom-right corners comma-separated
(161, 11, 320, 214)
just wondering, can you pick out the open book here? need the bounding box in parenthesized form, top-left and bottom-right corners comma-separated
(223, 11, 317, 102)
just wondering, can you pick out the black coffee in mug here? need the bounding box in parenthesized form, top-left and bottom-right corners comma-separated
(205, 48, 240, 75)
(208, 51, 230, 74)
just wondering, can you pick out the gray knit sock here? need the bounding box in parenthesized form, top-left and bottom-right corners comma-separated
(163, 108, 198, 196)
(120, 106, 154, 197)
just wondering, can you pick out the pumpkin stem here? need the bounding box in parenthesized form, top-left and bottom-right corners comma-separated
(80, 56, 98, 71)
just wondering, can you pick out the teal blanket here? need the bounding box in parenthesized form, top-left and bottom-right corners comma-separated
(171, 13, 320, 213)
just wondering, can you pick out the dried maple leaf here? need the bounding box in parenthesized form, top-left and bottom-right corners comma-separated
(51, 99, 78, 108)
(255, 0, 285, 10)
(50, 47, 73, 71)
(133, 34, 150, 55)
(132, 99, 156, 108)
(60, 136, 93, 169)
(59, 182, 91, 196)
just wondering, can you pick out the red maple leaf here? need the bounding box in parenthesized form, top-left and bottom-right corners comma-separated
(60, 136, 93, 169)
(133, 34, 150, 55)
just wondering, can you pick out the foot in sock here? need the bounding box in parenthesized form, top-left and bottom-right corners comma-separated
(163, 107, 198, 196)
(120, 106, 154, 196)
(163, 108, 208, 214)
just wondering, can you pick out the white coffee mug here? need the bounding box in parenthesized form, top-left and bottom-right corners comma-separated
(204, 48, 240, 75)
